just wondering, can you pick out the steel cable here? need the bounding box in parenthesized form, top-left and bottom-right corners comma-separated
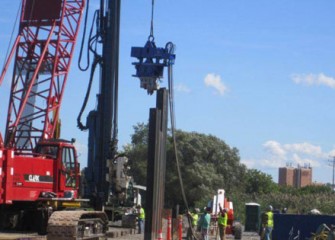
(148, 0, 155, 41)
(167, 45, 199, 239)
(2, 1, 20, 74)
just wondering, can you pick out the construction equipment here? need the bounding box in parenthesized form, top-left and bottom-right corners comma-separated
(0, 0, 109, 238)
(75, 0, 145, 221)
(76, 0, 175, 229)
(0, 0, 173, 238)
(210, 189, 242, 239)
(309, 224, 333, 240)
(77, 0, 121, 213)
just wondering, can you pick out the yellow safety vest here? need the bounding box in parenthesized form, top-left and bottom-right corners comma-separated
(191, 213, 199, 227)
(265, 211, 273, 227)
(139, 208, 145, 219)
(218, 212, 228, 226)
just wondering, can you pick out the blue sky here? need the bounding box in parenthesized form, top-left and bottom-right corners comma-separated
(1, 0, 335, 184)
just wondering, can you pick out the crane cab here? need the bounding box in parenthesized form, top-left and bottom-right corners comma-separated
(0, 139, 82, 231)
(0, 139, 80, 205)
(34, 139, 80, 199)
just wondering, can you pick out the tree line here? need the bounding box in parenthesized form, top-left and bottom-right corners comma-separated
(123, 123, 335, 223)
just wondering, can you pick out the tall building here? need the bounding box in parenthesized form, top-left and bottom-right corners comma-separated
(278, 165, 312, 188)
(278, 167, 295, 186)
(294, 166, 312, 188)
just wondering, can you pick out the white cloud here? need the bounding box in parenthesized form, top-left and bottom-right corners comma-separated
(260, 158, 284, 168)
(175, 83, 191, 93)
(241, 158, 256, 168)
(328, 148, 335, 157)
(291, 153, 321, 168)
(283, 142, 325, 158)
(260, 141, 327, 169)
(242, 157, 284, 170)
(204, 73, 228, 95)
(292, 73, 335, 89)
(263, 140, 286, 159)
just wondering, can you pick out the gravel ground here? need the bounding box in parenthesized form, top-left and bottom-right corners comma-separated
(0, 230, 260, 239)
(110, 231, 260, 240)
(107, 218, 261, 240)
(0, 220, 260, 240)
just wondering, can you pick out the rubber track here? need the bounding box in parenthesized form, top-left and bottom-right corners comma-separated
(47, 210, 108, 240)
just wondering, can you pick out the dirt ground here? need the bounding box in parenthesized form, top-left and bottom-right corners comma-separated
(0, 230, 260, 239)
(0, 222, 260, 240)
(109, 231, 260, 239)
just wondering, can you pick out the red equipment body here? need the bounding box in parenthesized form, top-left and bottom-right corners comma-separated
(211, 189, 242, 239)
(0, 0, 83, 199)
(0, 141, 79, 204)
(0, 1, 109, 237)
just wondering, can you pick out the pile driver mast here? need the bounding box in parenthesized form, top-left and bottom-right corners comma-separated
(78, 0, 176, 217)
(77, 0, 121, 211)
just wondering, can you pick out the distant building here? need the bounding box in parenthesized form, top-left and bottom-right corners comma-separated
(295, 166, 312, 187)
(278, 164, 312, 188)
(278, 167, 295, 186)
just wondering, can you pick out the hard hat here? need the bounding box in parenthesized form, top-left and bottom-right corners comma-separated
(224, 208, 229, 212)
(195, 208, 200, 213)
(267, 205, 273, 211)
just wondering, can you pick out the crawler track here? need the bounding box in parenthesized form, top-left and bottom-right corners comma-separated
(47, 210, 108, 240)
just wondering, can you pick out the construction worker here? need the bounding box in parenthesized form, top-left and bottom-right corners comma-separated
(187, 208, 200, 239)
(190, 208, 200, 229)
(136, 204, 145, 234)
(218, 204, 228, 240)
(198, 207, 211, 240)
(261, 205, 273, 240)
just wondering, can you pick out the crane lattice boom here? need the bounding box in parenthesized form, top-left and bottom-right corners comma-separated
(0, 0, 84, 153)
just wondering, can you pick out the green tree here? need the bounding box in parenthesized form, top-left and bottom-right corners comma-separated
(244, 169, 277, 194)
(122, 123, 335, 223)
(123, 123, 149, 186)
(123, 123, 248, 210)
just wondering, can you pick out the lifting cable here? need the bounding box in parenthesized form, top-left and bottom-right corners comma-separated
(168, 55, 189, 209)
(167, 45, 199, 240)
(143, 0, 198, 236)
(2, 1, 31, 84)
(149, 0, 155, 41)
(143, 2, 197, 237)
(146, 1, 190, 213)
(2, 1, 20, 74)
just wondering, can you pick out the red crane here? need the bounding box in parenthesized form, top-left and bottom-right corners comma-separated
(0, 1, 108, 238)
(0, 0, 83, 152)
